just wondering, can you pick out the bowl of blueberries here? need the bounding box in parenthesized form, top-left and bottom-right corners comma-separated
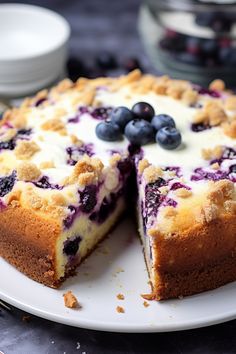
(139, 0, 236, 86)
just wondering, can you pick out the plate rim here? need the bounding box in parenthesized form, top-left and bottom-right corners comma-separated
(1, 286, 236, 333)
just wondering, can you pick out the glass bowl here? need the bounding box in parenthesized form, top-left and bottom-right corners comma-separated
(138, 0, 236, 86)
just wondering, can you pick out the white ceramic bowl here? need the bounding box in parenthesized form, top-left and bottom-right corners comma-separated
(0, 4, 70, 96)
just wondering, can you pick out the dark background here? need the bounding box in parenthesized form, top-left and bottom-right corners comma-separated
(1, 1, 236, 353)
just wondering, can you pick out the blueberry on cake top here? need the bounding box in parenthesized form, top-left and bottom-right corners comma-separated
(0, 70, 236, 300)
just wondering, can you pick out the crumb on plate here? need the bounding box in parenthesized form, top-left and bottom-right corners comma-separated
(116, 306, 125, 313)
(63, 290, 79, 309)
(22, 315, 31, 322)
(141, 293, 155, 300)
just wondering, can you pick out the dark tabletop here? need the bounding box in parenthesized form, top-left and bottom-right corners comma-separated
(1, 1, 236, 353)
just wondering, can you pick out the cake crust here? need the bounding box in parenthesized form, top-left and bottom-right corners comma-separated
(0, 206, 61, 287)
(150, 215, 236, 299)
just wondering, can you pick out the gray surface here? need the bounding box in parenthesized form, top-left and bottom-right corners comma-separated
(0, 1, 236, 353)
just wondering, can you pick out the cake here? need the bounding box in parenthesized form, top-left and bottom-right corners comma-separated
(1, 70, 236, 300)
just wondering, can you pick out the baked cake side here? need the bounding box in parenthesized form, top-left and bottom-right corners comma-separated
(0, 77, 131, 287)
(94, 71, 236, 299)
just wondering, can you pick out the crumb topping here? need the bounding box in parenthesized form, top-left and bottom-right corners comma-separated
(66, 156, 104, 186)
(41, 118, 66, 135)
(225, 96, 236, 111)
(109, 153, 122, 167)
(209, 79, 225, 92)
(138, 159, 150, 174)
(223, 121, 236, 138)
(23, 189, 46, 210)
(0, 128, 17, 142)
(14, 140, 40, 160)
(201, 145, 223, 160)
(5, 189, 21, 207)
(16, 162, 41, 181)
(143, 165, 163, 183)
(193, 101, 227, 127)
(39, 161, 55, 169)
(50, 193, 67, 206)
(174, 188, 192, 198)
(70, 135, 83, 146)
(162, 206, 177, 218)
(182, 89, 198, 105)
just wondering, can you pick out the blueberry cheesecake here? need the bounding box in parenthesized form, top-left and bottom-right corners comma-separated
(1, 70, 236, 300)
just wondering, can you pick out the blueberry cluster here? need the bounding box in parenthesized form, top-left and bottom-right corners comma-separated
(95, 102, 182, 150)
(160, 26, 236, 68)
(67, 52, 142, 82)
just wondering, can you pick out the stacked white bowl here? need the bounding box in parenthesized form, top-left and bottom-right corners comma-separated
(0, 4, 70, 97)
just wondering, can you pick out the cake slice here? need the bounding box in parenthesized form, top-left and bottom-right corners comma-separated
(1, 70, 236, 300)
(95, 73, 236, 299)
(0, 79, 131, 287)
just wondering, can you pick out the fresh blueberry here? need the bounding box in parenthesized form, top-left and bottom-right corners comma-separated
(124, 119, 155, 146)
(17, 128, 32, 136)
(79, 185, 97, 214)
(195, 12, 231, 32)
(156, 127, 182, 150)
(201, 39, 218, 56)
(0, 171, 16, 197)
(111, 106, 134, 131)
(159, 37, 174, 50)
(195, 12, 216, 27)
(160, 34, 186, 52)
(191, 122, 211, 132)
(132, 102, 155, 121)
(117, 158, 133, 175)
(219, 47, 236, 65)
(205, 57, 219, 68)
(95, 121, 122, 142)
(122, 57, 141, 72)
(229, 165, 236, 174)
(63, 236, 81, 256)
(211, 16, 232, 33)
(186, 36, 202, 55)
(33, 176, 61, 190)
(67, 56, 88, 81)
(151, 114, 175, 132)
(91, 107, 113, 120)
(95, 52, 117, 70)
(219, 47, 231, 64)
(63, 205, 78, 229)
(0, 139, 15, 151)
(175, 52, 203, 66)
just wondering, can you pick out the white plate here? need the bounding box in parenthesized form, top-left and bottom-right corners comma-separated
(0, 218, 236, 333)
(0, 4, 70, 96)
(0, 4, 70, 61)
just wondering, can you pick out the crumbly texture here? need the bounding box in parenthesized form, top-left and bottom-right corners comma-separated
(148, 215, 236, 300)
(116, 306, 125, 313)
(22, 315, 31, 323)
(63, 291, 79, 309)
